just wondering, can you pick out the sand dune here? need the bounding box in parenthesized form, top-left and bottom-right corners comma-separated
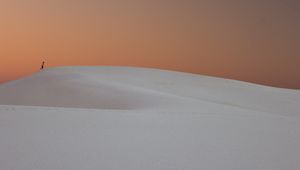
(0, 66, 299, 170)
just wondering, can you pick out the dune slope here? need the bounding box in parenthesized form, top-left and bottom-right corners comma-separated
(0, 66, 299, 170)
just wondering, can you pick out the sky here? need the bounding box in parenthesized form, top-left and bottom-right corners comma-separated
(0, 0, 299, 89)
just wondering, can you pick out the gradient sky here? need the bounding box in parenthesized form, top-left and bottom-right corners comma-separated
(0, 0, 299, 89)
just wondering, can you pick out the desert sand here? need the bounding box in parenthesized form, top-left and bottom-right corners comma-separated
(0, 66, 299, 170)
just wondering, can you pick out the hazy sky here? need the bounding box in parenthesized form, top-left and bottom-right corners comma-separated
(0, 0, 299, 89)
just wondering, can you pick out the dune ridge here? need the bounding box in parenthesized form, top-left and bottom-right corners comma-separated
(0, 66, 299, 114)
(0, 66, 299, 170)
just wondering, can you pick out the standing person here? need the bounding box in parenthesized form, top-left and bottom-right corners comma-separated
(40, 61, 45, 70)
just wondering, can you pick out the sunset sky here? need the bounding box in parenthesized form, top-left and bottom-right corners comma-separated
(0, 0, 299, 89)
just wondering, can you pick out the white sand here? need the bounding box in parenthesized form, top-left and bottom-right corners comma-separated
(0, 66, 299, 170)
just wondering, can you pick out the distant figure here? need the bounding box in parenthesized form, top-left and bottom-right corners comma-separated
(40, 61, 45, 70)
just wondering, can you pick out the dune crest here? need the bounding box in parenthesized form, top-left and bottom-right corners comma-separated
(0, 66, 299, 114)
(0, 67, 299, 170)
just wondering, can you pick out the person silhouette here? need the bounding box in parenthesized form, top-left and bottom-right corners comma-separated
(40, 61, 45, 70)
